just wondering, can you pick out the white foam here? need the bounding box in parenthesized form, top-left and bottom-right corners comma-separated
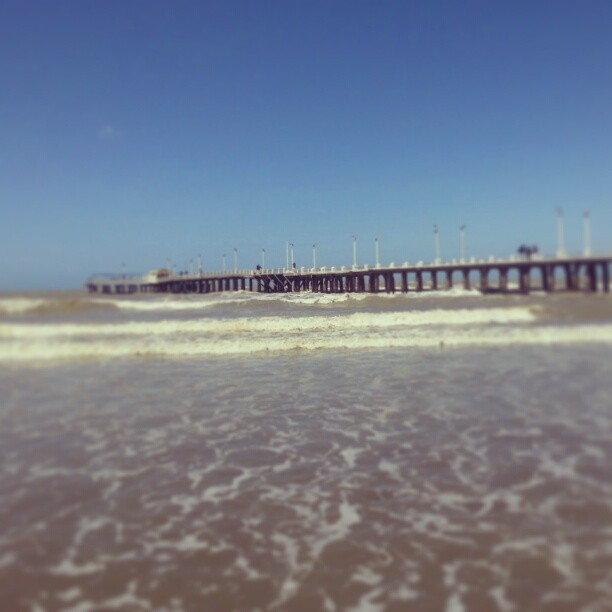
(311, 498, 361, 558)
(270, 532, 302, 605)
(0, 307, 535, 339)
(490, 586, 516, 612)
(50, 559, 105, 576)
(57, 588, 82, 603)
(1, 324, 611, 362)
(0, 552, 16, 568)
(98, 295, 250, 311)
(0, 297, 47, 314)
(92, 287, 481, 311)
(445, 592, 466, 612)
(379, 460, 402, 481)
(352, 566, 383, 586)
(347, 587, 386, 612)
(341, 448, 362, 469)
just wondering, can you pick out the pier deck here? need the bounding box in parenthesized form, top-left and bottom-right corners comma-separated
(87, 254, 611, 296)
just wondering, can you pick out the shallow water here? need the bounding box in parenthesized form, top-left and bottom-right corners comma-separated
(0, 290, 611, 610)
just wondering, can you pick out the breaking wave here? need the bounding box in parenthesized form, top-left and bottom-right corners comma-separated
(1, 305, 611, 362)
(0, 308, 534, 339)
(0, 297, 118, 317)
(0, 289, 484, 316)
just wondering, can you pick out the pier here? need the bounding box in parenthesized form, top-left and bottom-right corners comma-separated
(86, 254, 611, 295)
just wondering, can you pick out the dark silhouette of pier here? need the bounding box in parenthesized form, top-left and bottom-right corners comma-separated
(87, 254, 611, 296)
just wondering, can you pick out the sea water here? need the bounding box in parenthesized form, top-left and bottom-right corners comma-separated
(0, 290, 611, 610)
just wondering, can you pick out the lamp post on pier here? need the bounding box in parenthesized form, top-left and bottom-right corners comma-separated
(459, 225, 466, 262)
(375, 236, 380, 268)
(198, 254, 202, 276)
(261, 248, 266, 269)
(312, 244, 317, 269)
(556, 208, 566, 258)
(290, 243, 295, 270)
(434, 225, 441, 264)
(222, 253, 227, 273)
(285, 242, 289, 270)
(583, 211, 591, 256)
(352, 236, 357, 268)
(233, 248, 238, 273)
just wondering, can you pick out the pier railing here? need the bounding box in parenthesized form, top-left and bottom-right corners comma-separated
(86, 251, 611, 296)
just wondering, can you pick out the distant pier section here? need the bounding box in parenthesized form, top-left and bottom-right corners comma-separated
(86, 254, 611, 295)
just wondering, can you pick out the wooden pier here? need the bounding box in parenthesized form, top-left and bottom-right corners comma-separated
(87, 254, 611, 296)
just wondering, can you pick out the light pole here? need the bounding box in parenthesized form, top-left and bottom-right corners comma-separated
(312, 244, 317, 269)
(189, 259, 194, 275)
(352, 236, 357, 268)
(434, 224, 441, 263)
(261, 248, 266, 269)
(166, 258, 172, 275)
(198, 254, 202, 276)
(290, 243, 295, 269)
(459, 225, 466, 262)
(375, 236, 380, 268)
(556, 208, 566, 258)
(233, 248, 238, 273)
(286, 242, 289, 270)
(583, 211, 591, 256)
(222, 253, 227, 273)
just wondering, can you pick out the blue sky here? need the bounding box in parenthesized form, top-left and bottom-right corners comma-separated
(1, 0, 611, 289)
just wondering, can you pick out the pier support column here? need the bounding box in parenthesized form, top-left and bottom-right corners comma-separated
(519, 268, 531, 294)
(386, 273, 395, 294)
(541, 266, 550, 292)
(431, 271, 438, 290)
(587, 264, 598, 292)
(445, 270, 453, 290)
(603, 263, 610, 293)
(564, 264, 578, 291)
(416, 271, 423, 292)
(545, 266, 554, 292)
(462, 270, 470, 290)
(401, 272, 408, 293)
(480, 268, 488, 293)
(499, 269, 508, 293)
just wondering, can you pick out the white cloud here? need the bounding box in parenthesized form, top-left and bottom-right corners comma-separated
(98, 125, 121, 140)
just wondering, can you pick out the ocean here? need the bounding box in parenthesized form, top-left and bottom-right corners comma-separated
(0, 289, 611, 611)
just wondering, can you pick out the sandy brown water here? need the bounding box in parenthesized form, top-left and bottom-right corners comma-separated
(0, 291, 611, 611)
